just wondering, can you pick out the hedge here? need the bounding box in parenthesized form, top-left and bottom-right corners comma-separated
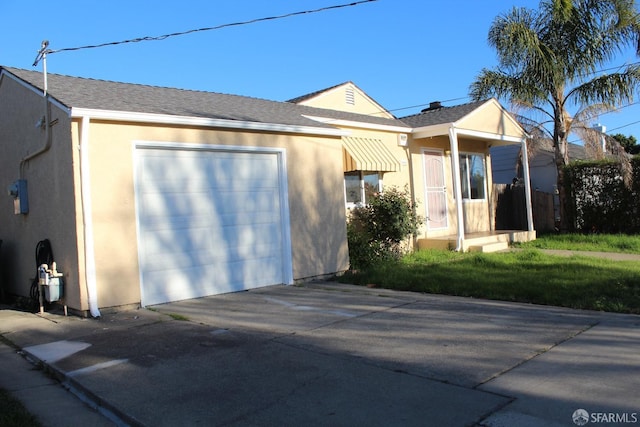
(564, 156, 640, 233)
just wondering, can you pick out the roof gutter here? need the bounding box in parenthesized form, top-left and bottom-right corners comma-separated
(71, 108, 348, 137)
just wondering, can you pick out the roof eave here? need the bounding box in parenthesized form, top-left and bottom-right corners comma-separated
(412, 123, 452, 139)
(71, 108, 348, 137)
(1, 68, 71, 114)
(302, 115, 410, 133)
(412, 122, 527, 145)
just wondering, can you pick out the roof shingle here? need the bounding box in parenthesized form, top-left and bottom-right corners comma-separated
(400, 100, 489, 128)
(1, 67, 408, 130)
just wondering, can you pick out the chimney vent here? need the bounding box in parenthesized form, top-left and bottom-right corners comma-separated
(422, 101, 442, 112)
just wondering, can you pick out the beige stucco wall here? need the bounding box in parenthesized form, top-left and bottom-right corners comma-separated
(331, 125, 496, 239)
(297, 83, 394, 118)
(337, 126, 410, 187)
(81, 120, 349, 309)
(409, 136, 452, 237)
(457, 101, 526, 139)
(407, 135, 494, 238)
(0, 74, 83, 309)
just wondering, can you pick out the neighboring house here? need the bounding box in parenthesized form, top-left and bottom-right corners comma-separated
(492, 140, 588, 193)
(0, 69, 534, 315)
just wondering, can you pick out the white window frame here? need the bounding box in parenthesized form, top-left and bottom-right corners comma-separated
(458, 152, 487, 202)
(344, 171, 383, 209)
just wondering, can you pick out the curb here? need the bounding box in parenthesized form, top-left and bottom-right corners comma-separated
(18, 346, 144, 427)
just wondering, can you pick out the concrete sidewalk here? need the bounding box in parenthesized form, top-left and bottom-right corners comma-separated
(537, 248, 640, 262)
(1, 283, 639, 426)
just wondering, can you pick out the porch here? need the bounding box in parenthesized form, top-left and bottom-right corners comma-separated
(417, 230, 537, 253)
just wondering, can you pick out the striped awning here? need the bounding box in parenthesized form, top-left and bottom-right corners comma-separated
(342, 136, 400, 172)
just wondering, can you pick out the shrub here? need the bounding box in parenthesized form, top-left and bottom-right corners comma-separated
(347, 186, 422, 270)
(565, 157, 640, 233)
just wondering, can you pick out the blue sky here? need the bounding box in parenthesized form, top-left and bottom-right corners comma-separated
(2, 0, 640, 140)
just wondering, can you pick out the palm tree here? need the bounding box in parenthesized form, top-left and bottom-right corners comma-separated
(470, 0, 640, 230)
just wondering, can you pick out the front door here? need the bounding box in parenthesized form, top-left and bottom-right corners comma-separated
(423, 149, 448, 230)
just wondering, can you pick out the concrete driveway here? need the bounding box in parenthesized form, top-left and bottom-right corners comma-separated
(1, 282, 639, 426)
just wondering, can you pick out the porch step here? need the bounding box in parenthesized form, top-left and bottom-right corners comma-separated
(418, 230, 536, 252)
(468, 241, 510, 253)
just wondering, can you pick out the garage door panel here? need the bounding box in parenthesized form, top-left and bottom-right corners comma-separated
(141, 242, 277, 271)
(139, 190, 216, 217)
(141, 223, 281, 260)
(139, 188, 281, 220)
(138, 153, 264, 189)
(141, 250, 215, 273)
(142, 255, 282, 305)
(143, 265, 219, 305)
(141, 227, 215, 258)
(212, 190, 280, 215)
(135, 147, 290, 306)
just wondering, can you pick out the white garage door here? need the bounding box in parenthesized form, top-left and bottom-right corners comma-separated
(134, 144, 292, 306)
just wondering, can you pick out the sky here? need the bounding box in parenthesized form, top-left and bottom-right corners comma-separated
(2, 0, 640, 141)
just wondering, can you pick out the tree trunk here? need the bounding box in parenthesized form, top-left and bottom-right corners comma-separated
(554, 109, 571, 232)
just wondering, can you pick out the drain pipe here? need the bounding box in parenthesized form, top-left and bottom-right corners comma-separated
(449, 126, 465, 251)
(79, 115, 101, 318)
(21, 43, 53, 178)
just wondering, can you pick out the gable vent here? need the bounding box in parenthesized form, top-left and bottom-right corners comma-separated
(345, 87, 355, 105)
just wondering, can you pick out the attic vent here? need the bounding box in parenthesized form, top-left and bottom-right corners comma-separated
(345, 87, 355, 105)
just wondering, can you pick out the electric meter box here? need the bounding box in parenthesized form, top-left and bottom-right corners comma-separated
(7, 179, 28, 214)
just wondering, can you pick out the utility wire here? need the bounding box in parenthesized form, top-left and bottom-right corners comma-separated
(33, 0, 377, 65)
(29, 0, 640, 133)
(385, 96, 470, 115)
(607, 119, 640, 133)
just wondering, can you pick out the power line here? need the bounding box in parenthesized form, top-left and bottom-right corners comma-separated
(33, 0, 378, 66)
(385, 96, 470, 115)
(606, 119, 640, 133)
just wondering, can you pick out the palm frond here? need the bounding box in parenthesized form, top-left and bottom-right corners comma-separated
(569, 64, 640, 106)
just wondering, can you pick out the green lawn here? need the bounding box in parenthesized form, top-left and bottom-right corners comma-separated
(339, 248, 640, 314)
(0, 389, 41, 427)
(517, 233, 640, 254)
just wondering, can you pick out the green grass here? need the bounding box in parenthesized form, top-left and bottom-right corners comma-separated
(339, 249, 640, 314)
(167, 313, 190, 321)
(0, 389, 41, 427)
(517, 233, 640, 254)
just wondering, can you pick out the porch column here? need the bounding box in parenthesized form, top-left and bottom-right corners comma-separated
(449, 126, 465, 251)
(520, 138, 534, 232)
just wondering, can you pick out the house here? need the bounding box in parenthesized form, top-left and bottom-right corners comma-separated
(492, 140, 589, 230)
(492, 140, 588, 193)
(0, 69, 534, 315)
(289, 82, 534, 252)
(399, 99, 535, 251)
(0, 67, 359, 314)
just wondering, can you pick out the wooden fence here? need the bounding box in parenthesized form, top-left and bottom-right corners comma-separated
(493, 184, 556, 232)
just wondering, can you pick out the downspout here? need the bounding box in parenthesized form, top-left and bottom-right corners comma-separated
(520, 138, 535, 233)
(449, 126, 465, 251)
(79, 115, 101, 318)
(20, 49, 53, 178)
